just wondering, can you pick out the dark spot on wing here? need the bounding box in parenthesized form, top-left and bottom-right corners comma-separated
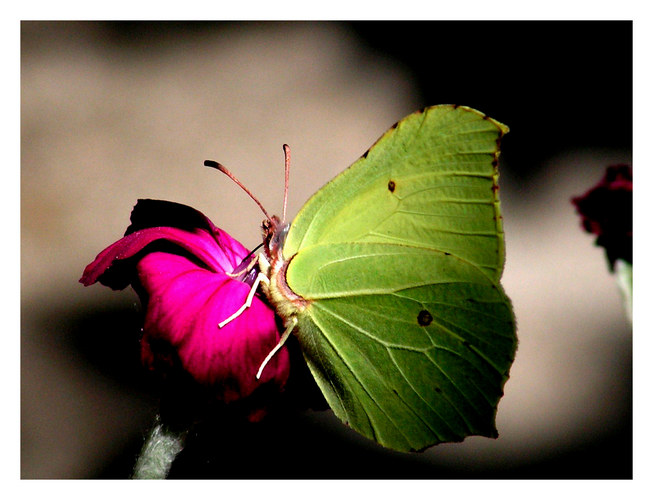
(417, 310, 433, 326)
(388, 180, 396, 192)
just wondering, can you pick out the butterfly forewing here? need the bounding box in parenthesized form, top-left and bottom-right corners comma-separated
(284, 105, 509, 283)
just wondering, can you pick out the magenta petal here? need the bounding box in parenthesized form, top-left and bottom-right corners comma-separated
(80, 199, 290, 406)
(80, 200, 251, 290)
(571, 164, 632, 269)
(80, 225, 250, 289)
(137, 252, 289, 401)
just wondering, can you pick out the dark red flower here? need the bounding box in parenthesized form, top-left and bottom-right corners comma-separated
(571, 164, 632, 270)
(80, 199, 290, 411)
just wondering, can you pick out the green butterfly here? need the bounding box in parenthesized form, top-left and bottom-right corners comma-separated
(215, 104, 517, 452)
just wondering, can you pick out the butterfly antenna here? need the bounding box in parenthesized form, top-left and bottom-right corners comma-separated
(204, 160, 272, 222)
(282, 144, 290, 222)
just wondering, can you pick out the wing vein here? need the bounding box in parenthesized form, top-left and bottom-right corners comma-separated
(386, 347, 468, 438)
(311, 303, 435, 448)
(314, 303, 476, 438)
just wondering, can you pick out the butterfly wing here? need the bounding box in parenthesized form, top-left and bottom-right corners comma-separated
(283, 105, 517, 451)
(284, 105, 509, 283)
(288, 242, 515, 451)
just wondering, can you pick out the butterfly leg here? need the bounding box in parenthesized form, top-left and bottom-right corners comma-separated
(256, 316, 297, 379)
(218, 271, 270, 328)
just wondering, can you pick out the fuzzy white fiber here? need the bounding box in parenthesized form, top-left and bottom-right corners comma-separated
(132, 416, 187, 479)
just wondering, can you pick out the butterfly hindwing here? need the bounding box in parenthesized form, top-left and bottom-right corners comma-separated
(287, 241, 515, 451)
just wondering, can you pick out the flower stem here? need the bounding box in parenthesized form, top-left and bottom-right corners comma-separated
(615, 259, 632, 323)
(132, 415, 187, 479)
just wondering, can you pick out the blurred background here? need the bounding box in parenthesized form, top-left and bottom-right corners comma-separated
(21, 21, 632, 478)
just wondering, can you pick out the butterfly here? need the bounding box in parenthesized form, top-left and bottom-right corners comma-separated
(207, 104, 517, 452)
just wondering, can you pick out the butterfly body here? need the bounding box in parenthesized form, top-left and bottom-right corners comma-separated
(259, 216, 307, 321)
(260, 105, 516, 452)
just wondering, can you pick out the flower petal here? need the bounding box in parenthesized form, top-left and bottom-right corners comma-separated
(137, 251, 289, 401)
(80, 199, 290, 406)
(80, 200, 251, 290)
(571, 164, 632, 269)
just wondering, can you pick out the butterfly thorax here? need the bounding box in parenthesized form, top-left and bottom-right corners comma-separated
(259, 216, 308, 321)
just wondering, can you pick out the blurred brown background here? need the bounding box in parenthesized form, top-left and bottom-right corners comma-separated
(21, 21, 632, 478)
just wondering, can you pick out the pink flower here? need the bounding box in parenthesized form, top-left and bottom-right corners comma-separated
(80, 199, 290, 413)
(571, 164, 632, 270)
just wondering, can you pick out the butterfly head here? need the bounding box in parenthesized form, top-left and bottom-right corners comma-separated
(262, 215, 289, 262)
